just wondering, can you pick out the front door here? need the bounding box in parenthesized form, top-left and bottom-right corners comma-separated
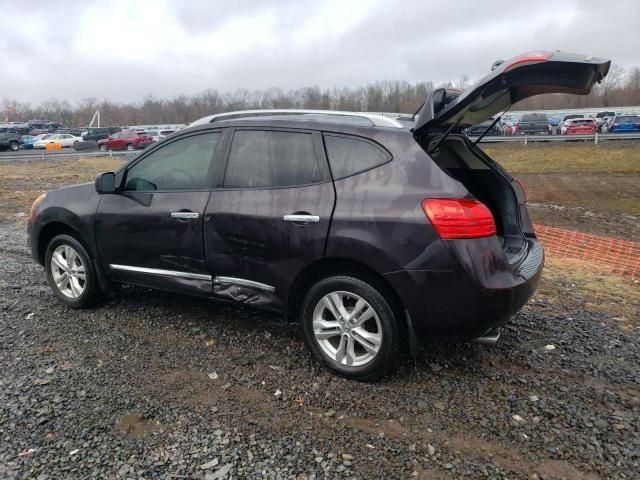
(95, 130, 223, 295)
(204, 128, 335, 309)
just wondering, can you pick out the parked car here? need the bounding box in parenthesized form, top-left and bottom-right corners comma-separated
(503, 117, 520, 136)
(564, 118, 598, 135)
(516, 113, 549, 135)
(559, 114, 584, 134)
(0, 132, 22, 151)
(594, 110, 616, 131)
(146, 129, 177, 142)
(465, 118, 500, 137)
(33, 133, 82, 149)
(23, 134, 51, 149)
(19, 135, 35, 149)
(27, 51, 610, 379)
(607, 115, 640, 133)
(82, 127, 122, 142)
(96, 130, 153, 151)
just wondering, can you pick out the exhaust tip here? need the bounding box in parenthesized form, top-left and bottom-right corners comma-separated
(472, 328, 501, 346)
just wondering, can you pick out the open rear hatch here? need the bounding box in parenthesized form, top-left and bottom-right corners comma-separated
(413, 51, 610, 266)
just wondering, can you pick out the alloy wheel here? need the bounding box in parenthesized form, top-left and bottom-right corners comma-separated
(312, 291, 382, 367)
(50, 245, 86, 299)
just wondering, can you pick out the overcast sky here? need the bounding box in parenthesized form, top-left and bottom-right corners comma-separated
(1, 0, 638, 104)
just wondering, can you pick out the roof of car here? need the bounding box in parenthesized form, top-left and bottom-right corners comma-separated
(190, 110, 406, 129)
(181, 114, 413, 138)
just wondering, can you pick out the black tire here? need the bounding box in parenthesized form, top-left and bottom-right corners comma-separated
(99, 144, 107, 152)
(126, 143, 134, 151)
(301, 275, 402, 381)
(9, 141, 19, 151)
(44, 234, 104, 308)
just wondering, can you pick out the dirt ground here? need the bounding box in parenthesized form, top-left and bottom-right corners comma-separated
(0, 146, 638, 478)
(484, 142, 640, 241)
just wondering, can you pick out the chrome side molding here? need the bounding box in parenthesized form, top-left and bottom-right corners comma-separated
(109, 264, 212, 281)
(214, 276, 275, 292)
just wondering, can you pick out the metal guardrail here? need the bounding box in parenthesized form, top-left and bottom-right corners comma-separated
(2, 132, 639, 161)
(474, 132, 640, 144)
(0, 150, 135, 161)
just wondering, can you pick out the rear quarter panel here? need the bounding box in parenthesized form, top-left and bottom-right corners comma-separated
(325, 129, 466, 274)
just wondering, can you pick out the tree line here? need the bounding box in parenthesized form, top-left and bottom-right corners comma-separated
(2, 65, 639, 127)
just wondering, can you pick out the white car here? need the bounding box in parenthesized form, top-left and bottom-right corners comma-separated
(33, 134, 82, 149)
(145, 129, 177, 142)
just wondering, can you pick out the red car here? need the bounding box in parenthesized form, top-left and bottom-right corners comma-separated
(97, 130, 153, 151)
(565, 118, 597, 135)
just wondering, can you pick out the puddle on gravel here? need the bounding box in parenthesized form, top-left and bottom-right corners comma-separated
(115, 415, 159, 437)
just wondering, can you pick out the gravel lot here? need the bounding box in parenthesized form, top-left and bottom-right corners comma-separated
(1, 221, 639, 479)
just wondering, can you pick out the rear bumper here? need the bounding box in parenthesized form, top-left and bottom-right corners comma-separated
(385, 237, 544, 341)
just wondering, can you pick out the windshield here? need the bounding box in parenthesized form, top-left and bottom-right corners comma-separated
(615, 116, 639, 122)
(571, 119, 595, 125)
(521, 114, 547, 121)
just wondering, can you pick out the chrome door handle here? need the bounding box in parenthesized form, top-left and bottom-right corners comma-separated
(283, 214, 320, 223)
(171, 211, 199, 219)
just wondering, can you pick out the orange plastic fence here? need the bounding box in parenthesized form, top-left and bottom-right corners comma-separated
(534, 224, 640, 277)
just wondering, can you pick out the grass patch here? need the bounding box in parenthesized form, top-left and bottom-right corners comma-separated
(535, 257, 639, 328)
(0, 157, 124, 220)
(482, 143, 640, 174)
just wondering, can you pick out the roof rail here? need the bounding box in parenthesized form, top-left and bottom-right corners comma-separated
(189, 109, 405, 128)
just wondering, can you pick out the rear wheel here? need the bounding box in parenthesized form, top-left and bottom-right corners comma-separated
(9, 141, 19, 151)
(45, 234, 104, 308)
(301, 275, 402, 380)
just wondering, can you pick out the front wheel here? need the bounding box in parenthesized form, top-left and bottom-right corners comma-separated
(45, 234, 104, 308)
(99, 144, 107, 152)
(126, 143, 134, 151)
(9, 141, 19, 151)
(301, 275, 402, 381)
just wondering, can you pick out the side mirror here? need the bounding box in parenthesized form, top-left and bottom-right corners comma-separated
(95, 172, 116, 194)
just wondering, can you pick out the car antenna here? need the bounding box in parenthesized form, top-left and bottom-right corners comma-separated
(474, 105, 512, 145)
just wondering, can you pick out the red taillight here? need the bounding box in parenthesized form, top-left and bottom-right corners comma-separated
(421, 199, 497, 239)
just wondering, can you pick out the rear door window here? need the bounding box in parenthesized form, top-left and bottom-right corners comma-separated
(323, 134, 390, 179)
(223, 130, 322, 188)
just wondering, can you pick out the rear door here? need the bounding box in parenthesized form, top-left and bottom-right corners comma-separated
(415, 51, 610, 136)
(95, 129, 223, 295)
(204, 128, 334, 309)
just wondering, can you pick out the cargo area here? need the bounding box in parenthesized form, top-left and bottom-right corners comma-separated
(428, 134, 528, 265)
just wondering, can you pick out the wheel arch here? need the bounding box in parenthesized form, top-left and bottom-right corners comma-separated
(36, 221, 84, 265)
(287, 257, 405, 322)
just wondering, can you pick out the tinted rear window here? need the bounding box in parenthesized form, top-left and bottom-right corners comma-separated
(323, 135, 390, 179)
(572, 119, 595, 125)
(520, 114, 547, 121)
(224, 130, 321, 188)
(615, 116, 639, 122)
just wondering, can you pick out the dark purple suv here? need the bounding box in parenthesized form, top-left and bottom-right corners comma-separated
(27, 51, 610, 379)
